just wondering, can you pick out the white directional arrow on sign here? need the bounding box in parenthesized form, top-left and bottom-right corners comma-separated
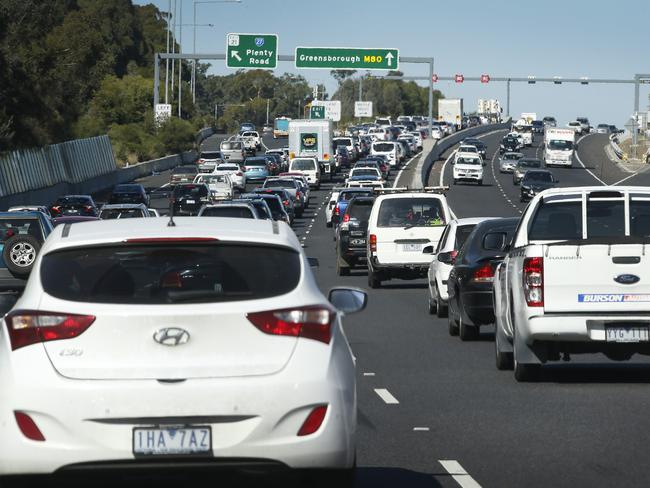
(385, 52, 394, 67)
(231, 51, 242, 62)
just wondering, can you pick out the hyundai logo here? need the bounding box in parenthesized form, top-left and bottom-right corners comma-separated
(153, 327, 190, 346)
(614, 274, 640, 285)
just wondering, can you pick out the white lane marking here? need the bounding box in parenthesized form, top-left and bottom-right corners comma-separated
(412, 427, 430, 431)
(439, 460, 482, 488)
(438, 150, 457, 187)
(363, 372, 376, 376)
(374, 388, 399, 404)
(393, 153, 420, 188)
(611, 167, 650, 186)
(574, 134, 606, 185)
(489, 144, 522, 214)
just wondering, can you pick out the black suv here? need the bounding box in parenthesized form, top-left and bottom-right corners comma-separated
(109, 184, 149, 206)
(335, 196, 375, 276)
(171, 183, 210, 216)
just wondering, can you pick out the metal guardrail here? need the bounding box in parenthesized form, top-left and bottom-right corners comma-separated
(420, 120, 512, 185)
(609, 133, 625, 160)
(0, 135, 116, 198)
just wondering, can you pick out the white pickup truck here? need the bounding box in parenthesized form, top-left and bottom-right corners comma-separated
(494, 186, 650, 381)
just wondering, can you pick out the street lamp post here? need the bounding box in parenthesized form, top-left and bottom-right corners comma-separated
(192, 0, 242, 103)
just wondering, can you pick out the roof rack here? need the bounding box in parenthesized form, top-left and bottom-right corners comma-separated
(374, 186, 449, 194)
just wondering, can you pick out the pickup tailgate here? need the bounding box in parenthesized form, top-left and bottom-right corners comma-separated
(544, 243, 650, 313)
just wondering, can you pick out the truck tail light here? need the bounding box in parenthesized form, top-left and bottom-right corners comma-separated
(5, 311, 96, 351)
(247, 306, 335, 344)
(471, 263, 495, 283)
(523, 257, 544, 307)
(369, 234, 377, 252)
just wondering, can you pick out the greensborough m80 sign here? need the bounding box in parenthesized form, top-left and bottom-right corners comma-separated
(295, 47, 399, 70)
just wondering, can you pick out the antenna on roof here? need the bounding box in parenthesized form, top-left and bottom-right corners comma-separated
(167, 196, 176, 227)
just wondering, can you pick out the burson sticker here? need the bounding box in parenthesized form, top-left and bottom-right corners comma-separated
(578, 294, 650, 303)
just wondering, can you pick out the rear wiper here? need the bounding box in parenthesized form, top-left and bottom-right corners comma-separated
(404, 224, 415, 230)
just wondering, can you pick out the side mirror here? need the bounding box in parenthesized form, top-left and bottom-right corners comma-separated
(438, 251, 455, 265)
(328, 287, 368, 314)
(422, 245, 435, 254)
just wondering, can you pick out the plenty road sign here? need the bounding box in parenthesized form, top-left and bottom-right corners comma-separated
(295, 47, 399, 70)
(226, 33, 278, 69)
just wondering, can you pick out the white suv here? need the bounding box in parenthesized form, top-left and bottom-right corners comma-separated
(366, 189, 453, 288)
(453, 152, 484, 185)
(371, 141, 399, 167)
(0, 217, 367, 479)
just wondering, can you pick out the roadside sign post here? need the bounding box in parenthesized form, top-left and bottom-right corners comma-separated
(354, 101, 373, 118)
(226, 33, 278, 69)
(310, 106, 325, 119)
(154, 103, 172, 127)
(311, 100, 341, 122)
(295, 47, 399, 70)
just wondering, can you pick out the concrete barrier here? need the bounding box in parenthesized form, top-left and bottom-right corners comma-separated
(420, 121, 511, 186)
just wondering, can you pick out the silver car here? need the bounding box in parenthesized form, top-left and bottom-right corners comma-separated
(219, 140, 245, 163)
(499, 152, 523, 173)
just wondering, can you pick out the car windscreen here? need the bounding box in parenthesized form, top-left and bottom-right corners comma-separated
(217, 165, 239, 171)
(0, 218, 43, 243)
(352, 169, 379, 177)
(456, 157, 481, 165)
(40, 243, 300, 304)
(548, 140, 573, 150)
(200, 207, 255, 218)
(376, 119, 390, 125)
(114, 185, 141, 193)
(373, 143, 394, 152)
(504, 153, 521, 160)
(377, 198, 445, 227)
(524, 172, 553, 183)
(259, 196, 282, 214)
(339, 191, 372, 202)
(100, 208, 145, 219)
(220, 142, 242, 150)
(290, 159, 316, 170)
(245, 159, 267, 167)
(265, 179, 296, 189)
(197, 176, 228, 184)
(528, 201, 582, 240)
(200, 152, 222, 159)
(333, 139, 352, 148)
(172, 166, 197, 175)
(55, 197, 90, 206)
(518, 160, 542, 168)
(173, 185, 207, 197)
(347, 200, 374, 221)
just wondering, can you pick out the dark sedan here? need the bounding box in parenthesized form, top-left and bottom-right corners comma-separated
(462, 138, 487, 158)
(335, 196, 375, 276)
(171, 183, 210, 216)
(109, 184, 149, 206)
(500, 136, 520, 154)
(446, 218, 519, 340)
(50, 195, 99, 217)
(520, 170, 558, 202)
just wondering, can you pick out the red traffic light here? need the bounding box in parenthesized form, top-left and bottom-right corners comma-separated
(480, 74, 490, 83)
(454, 74, 464, 83)
(432, 74, 439, 83)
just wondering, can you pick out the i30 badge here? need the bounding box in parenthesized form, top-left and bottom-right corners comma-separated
(614, 274, 640, 285)
(153, 327, 190, 346)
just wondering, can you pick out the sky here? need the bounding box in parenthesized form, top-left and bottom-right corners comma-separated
(137, 0, 650, 127)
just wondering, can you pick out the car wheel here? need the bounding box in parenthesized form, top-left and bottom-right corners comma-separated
(447, 308, 459, 336)
(326, 221, 332, 228)
(2, 234, 41, 279)
(337, 257, 350, 276)
(427, 295, 436, 315)
(368, 270, 381, 289)
(436, 292, 448, 318)
(478, 179, 483, 186)
(453, 179, 457, 185)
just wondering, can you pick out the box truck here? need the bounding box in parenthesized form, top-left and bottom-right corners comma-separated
(544, 128, 575, 167)
(273, 116, 291, 138)
(288, 119, 334, 178)
(438, 99, 463, 131)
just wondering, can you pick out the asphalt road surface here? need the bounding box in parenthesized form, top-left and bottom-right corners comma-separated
(89, 130, 650, 488)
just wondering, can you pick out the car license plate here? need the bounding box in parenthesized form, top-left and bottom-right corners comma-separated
(185, 199, 195, 204)
(402, 243, 422, 252)
(351, 238, 366, 246)
(133, 427, 211, 456)
(606, 326, 649, 343)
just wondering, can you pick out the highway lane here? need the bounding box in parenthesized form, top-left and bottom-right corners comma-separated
(83, 130, 650, 487)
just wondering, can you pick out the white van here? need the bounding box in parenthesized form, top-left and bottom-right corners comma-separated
(371, 141, 399, 168)
(366, 190, 452, 288)
(289, 157, 321, 189)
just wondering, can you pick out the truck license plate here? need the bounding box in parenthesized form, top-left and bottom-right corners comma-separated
(351, 238, 366, 246)
(402, 243, 422, 252)
(605, 327, 649, 343)
(133, 427, 211, 456)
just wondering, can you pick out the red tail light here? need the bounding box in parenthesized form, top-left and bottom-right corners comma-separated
(369, 234, 377, 252)
(283, 200, 290, 207)
(523, 257, 544, 307)
(51, 206, 61, 215)
(236, 172, 243, 176)
(297, 405, 328, 436)
(247, 306, 334, 344)
(471, 263, 495, 283)
(5, 311, 96, 351)
(84, 205, 93, 212)
(14, 412, 45, 441)
(334, 205, 340, 216)
(342, 213, 350, 223)
(198, 159, 205, 164)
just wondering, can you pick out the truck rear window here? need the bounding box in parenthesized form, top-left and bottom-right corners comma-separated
(41, 244, 300, 304)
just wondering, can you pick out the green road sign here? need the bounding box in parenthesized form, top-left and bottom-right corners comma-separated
(226, 33, 278, 69)
(295, 47, 399, 70)
(310, 106, 325, 119)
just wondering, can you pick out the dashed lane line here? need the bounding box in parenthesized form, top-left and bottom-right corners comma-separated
(393, 152, 421, 188)
(374, 388, 399, 405)
(489, 142, 522, 215)
(439, 460, 482, 488)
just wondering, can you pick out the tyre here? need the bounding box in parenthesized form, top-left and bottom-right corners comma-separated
(326, 221, 332, 228)
(427, 296, 436, 315)
(478, 179, 483, 186)
(447, 309, 459, 336)
(2, 234, 41, 279)
(436, 293, 448, 318)
(368, 270, 381, 289)
(453, 179, 458, 185)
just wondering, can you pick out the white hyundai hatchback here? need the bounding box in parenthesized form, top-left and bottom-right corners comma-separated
(0, 217, 366, 483)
